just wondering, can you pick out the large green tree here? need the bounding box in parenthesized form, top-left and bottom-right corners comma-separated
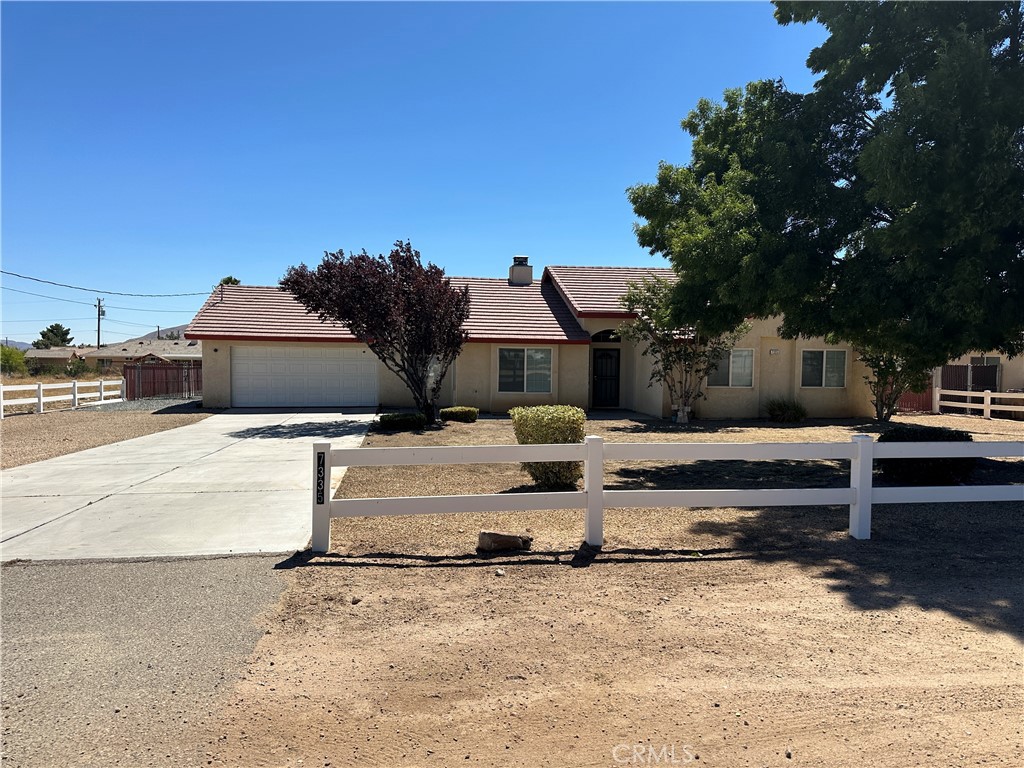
(32, 323, 74, 349)
(629, 1, 1024, 420)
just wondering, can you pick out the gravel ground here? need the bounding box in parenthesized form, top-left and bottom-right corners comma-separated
(0, 399, 214, 469)
(0, 555, 285, 768)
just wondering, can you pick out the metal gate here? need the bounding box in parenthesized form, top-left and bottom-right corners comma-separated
(940, 364, 998, 414)
(124, 362, 203, 400)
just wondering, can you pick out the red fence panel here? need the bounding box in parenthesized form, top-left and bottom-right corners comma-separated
(123, 363, 202, 400)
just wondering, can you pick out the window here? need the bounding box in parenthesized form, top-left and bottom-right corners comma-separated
(707, 349, 754, 388)
(801, 350, 846, 388)
(591, 329, 621, 343)
(498, 348, 552, 393)
(970, 356, 1001, 366)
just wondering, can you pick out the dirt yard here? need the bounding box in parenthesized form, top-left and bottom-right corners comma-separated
(202, 414, 1023, 767)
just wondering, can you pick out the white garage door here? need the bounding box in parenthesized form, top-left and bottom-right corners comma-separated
(231, 346, 378, 407)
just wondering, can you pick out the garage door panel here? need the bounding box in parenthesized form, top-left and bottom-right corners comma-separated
(231, 346, 378, 407)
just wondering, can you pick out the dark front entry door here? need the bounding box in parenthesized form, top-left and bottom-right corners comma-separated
(592, 349, 620, 408)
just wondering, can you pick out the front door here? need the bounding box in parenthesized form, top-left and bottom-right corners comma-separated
(592, 349, 620, 408)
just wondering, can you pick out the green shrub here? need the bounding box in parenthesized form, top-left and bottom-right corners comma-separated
(27, 360, 61, 377)
(376, 412, 429, 431)
(439, 406, 479, 423)
(65, 358, 91, 377)
(509, 405, 586, 488)
(764, 397, 807, 423)
(0, 346, 27, 376)
(877, 424, 976, 485)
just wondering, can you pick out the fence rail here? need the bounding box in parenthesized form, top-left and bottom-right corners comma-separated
(932, 388, 1024, 417)
(312, 436, 1023, 552)
(0, 378, 125, 419)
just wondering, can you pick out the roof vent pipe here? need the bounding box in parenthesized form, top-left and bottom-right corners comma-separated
(508, 255, 533, 286)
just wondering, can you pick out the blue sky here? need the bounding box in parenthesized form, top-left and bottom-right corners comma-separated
(1, 1, 826, 347)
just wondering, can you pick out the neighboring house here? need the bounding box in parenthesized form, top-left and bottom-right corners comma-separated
(186, 257, 875, 419)
(83, 339, 203, 369)
(945, 351, 1024, 393)
(22, 347, 86, 366)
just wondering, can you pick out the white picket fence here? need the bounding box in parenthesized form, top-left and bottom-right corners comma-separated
(0, 378, 125, 419)
(311, 435, 1023, 552)
(933, 388, 1024, 418)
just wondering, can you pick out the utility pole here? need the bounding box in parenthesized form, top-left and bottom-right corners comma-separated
(95, 298, 105, 349)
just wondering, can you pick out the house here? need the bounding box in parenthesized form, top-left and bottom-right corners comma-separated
(185, 257, 874, 418)
(22, 347, 87, 367)
(82, 339, 203, 370)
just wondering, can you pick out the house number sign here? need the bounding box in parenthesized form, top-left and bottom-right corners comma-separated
(316, 452, 326, 505)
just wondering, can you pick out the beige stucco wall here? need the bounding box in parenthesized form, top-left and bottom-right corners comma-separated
(450, 342, 589, 413)
(694, 317, 874, 419)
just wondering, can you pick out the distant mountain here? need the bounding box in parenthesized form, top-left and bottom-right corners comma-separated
(125, 323, 190, 342)
(1, 340, 32, 351)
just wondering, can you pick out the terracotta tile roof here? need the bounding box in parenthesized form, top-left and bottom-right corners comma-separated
(185, 285, 356, 342)
(544, 265, 676, 318)
(185, 281, 590, 344)
(449, 277, 589, 343)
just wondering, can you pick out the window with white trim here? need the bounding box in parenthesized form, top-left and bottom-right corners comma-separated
(801, 350, 846, 388)
(498, 348, 552, 393)
(707, 349, 754, 388)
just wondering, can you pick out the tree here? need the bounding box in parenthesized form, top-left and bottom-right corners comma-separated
(618, 277, 749, 423)
(1, 345, 28, 376)
(281, 241, 471, 421)
(163, 330, 181, 340)
(32, 323, 74, 349)
(629, 2, 1023, 420)
(218, 276, 241, 286)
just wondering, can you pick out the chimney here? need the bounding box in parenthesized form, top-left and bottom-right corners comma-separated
(508, 255, 533, 286)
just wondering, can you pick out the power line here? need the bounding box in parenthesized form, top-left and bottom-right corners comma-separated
(1, 286, 96, 306)
(2, 286, 195, 312)
(0, 318, 94, 323)
(1, 269, 209, 297)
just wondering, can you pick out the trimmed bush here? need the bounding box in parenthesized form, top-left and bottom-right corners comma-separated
(877, 424, 976, 485)
(509, 405, 586, 488)
(764, 397, 807, 423)
(440, 406, 479, 423)
(376, 412, 429, 431)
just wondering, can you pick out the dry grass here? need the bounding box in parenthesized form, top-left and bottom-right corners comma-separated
(0, 406, 210, 468)
(331, 412, 1023, 557)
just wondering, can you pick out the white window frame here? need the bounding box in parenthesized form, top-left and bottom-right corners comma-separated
(707, 348, 755, 388)
(801, 349, 847, 388)
(497, 347, 553, 394)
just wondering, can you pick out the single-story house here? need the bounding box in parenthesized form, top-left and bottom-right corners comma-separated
(185, 257, 874, 419)
(83, 339, 203, 370)
(22, 347, 88, 368)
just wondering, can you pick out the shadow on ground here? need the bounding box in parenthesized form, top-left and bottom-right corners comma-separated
(692, 498, 1024, 641)
(275, 544, 746, 571)
(226, 420, 370, 440)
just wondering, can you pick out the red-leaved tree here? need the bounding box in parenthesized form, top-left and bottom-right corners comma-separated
(281, 241, 471, 422)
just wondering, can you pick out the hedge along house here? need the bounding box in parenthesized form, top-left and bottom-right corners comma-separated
(185, 257, 873, 418)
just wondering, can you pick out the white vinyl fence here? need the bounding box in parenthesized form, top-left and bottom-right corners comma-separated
(312, 435, 1023, 552)
(932, 388, 1024, 419)
(0, 378, 125, 419)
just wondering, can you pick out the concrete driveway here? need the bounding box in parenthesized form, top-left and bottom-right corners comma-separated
(0, 408, 372, 561)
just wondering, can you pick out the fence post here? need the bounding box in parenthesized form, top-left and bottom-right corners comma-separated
(120, 377, 126, 402)
(983, 390, 992, 419)
(36, 382, 44, 414)
(312, 441, 332, 553)
(583, 435, 604, 548)
(932, 385, 941, 414)
(849, 435, 874, 540)
(0, 383, 5, 420)
(72, 380, 79, 409)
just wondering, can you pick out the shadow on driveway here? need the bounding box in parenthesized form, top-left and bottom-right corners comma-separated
(226, 420, 372, 440)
